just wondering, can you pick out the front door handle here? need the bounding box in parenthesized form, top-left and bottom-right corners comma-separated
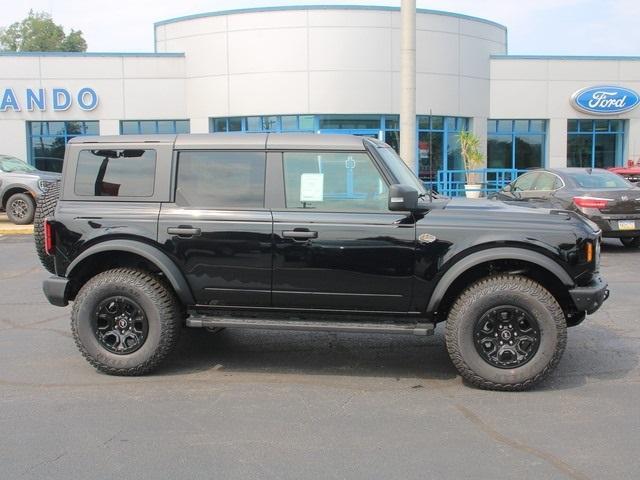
(167, 226, 201, 237)
(282, 230, 318, 240)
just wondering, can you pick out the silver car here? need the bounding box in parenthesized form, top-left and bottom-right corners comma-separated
(0, 155, 61, 224)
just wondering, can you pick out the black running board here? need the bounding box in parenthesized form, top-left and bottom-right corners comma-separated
(187, 316, 435, 336)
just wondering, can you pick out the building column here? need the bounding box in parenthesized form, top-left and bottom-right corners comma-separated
(626, 119, 640, 165)
(399, 0, 417, 172)
(190, 117, 210, 134)
(547, 118, 567, 168)
(99, 119, 120, 136)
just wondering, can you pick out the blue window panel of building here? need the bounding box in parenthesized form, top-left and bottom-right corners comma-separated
(27, 120, 99, 173)
(417, 115, 469, 183)
(120, 120, 190, 135)
(209, 114, 469, 183)
(487, 119, 547, 170)
(567, 119, 624, 168)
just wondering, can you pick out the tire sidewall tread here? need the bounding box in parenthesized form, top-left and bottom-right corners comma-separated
(71, 267, 181, 376)
(445, 275, 567, 391)
(7, 192, 35, 225)
(34, 181, 60, 273)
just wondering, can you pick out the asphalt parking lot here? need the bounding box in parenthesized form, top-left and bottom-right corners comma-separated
(1, 234, 638, 480)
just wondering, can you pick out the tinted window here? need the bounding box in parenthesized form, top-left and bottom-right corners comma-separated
(176, 151, 265, 208)
(512, 173, 539, 191)
(567, 170, 631, 189)
(283, 152, 388, 211)
(533, 173, 561, 191)
(75, 149, 156, 197)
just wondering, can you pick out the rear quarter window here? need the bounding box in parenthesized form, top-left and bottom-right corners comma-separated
(74, 149, 156, 197)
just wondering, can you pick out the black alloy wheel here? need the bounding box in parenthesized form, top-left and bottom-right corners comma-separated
(473, 306, 540, 369)
(93, 296, 149, 355)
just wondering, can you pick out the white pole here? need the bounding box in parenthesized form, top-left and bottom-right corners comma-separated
(400, 0, 417, 173)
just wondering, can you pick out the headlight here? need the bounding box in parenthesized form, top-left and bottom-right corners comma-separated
(37, 179, 51, 191)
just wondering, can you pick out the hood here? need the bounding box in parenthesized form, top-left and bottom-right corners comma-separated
(418, 197, 599, 235)
(443, 197, 550, 213)
(3, 170, 61, 182)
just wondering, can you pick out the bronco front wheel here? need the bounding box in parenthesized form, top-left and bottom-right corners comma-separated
(445, 275, 566, 391)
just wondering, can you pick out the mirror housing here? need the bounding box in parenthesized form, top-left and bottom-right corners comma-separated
(388, 184, 420, 212)
(503, 183, 512, 193)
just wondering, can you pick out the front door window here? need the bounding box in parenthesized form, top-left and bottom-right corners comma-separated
(283, 152, 388, 212)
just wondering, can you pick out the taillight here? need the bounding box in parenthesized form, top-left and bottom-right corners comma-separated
(573, 196, 612, 209)
(44, 219, 54, 255)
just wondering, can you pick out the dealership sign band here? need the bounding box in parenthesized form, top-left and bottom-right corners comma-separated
(571, 86, 639, 115)
(0, 87, 99, 112)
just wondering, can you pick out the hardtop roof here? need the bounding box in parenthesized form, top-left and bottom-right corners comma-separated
(69, 133, 369, 150)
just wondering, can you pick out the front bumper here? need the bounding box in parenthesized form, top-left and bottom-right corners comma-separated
(43, 276, 70, 307)
(569, 276, 609, 315)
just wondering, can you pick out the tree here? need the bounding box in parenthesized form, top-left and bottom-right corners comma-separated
(0, 10, 87, 52)
(458, 130, 485, 185)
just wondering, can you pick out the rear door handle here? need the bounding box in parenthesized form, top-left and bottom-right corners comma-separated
(167, 227, 201, 237)
(282, 230, 318, 240)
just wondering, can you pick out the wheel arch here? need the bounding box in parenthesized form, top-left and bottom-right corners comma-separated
(65, 240, 195, 305)
(2, 185, 33, 208)
(427, 247, 575, 321)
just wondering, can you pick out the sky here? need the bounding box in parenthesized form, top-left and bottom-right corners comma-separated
(3, 0, 639, 56)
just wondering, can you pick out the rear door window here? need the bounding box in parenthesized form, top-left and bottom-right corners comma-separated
(175, 151, 266, 208)
(74, 149, 156, 197)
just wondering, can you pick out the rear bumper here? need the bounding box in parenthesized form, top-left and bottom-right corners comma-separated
(569, 276, 609, 315)
(43, 276, 69, 307)
(591, 218, 640, 237)
(602, 230, 640, 238)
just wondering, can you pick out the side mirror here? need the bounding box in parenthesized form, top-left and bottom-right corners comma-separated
(503, 184, 512, 193)
(388, 184, 420, 211)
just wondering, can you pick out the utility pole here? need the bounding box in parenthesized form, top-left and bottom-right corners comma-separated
(400, 0, 417, 172)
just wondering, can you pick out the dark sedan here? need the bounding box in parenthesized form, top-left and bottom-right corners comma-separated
(491, 168, 640, 248)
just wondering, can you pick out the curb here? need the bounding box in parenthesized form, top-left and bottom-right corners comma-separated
(0, 226, 33, 235)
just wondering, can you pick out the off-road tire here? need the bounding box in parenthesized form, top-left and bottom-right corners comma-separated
(34, 181, 61, 274)
(71, 268, 182, 376)
(445, 275, 566, 391)
(6, 192, 35, 225)
(620, 237, 640, 248)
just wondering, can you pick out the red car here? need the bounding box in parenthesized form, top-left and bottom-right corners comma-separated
(609, 160, 640, 183)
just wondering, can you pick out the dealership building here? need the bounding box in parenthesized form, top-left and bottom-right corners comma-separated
(1, 5, 639, 193)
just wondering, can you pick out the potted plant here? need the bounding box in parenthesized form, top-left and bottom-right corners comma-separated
(458, 131, 485, 198)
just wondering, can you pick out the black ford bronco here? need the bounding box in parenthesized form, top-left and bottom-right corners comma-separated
(38, 133, 609, 390)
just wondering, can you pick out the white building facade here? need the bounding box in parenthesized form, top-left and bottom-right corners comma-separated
(1, 6, 639, 194)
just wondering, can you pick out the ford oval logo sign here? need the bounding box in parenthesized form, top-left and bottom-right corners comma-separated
(571, 85, 640, 115)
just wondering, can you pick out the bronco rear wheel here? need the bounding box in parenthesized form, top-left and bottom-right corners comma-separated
(71, 268, 182, 375)
(445, 275, 566, 391)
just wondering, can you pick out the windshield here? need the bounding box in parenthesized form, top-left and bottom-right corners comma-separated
(375, 147, 427, 194)
(0, 155, 36, 173)
(567, 170, 631, 189)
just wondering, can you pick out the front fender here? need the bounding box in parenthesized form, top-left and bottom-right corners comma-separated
(65, 239, 195, 305)
(426, 247, 575, 314)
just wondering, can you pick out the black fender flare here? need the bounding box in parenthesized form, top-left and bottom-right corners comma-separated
(65, 239, 195, 305)
(426, 247, 575, 313)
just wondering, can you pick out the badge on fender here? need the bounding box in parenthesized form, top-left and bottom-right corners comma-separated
(418, 233, 437, 244)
